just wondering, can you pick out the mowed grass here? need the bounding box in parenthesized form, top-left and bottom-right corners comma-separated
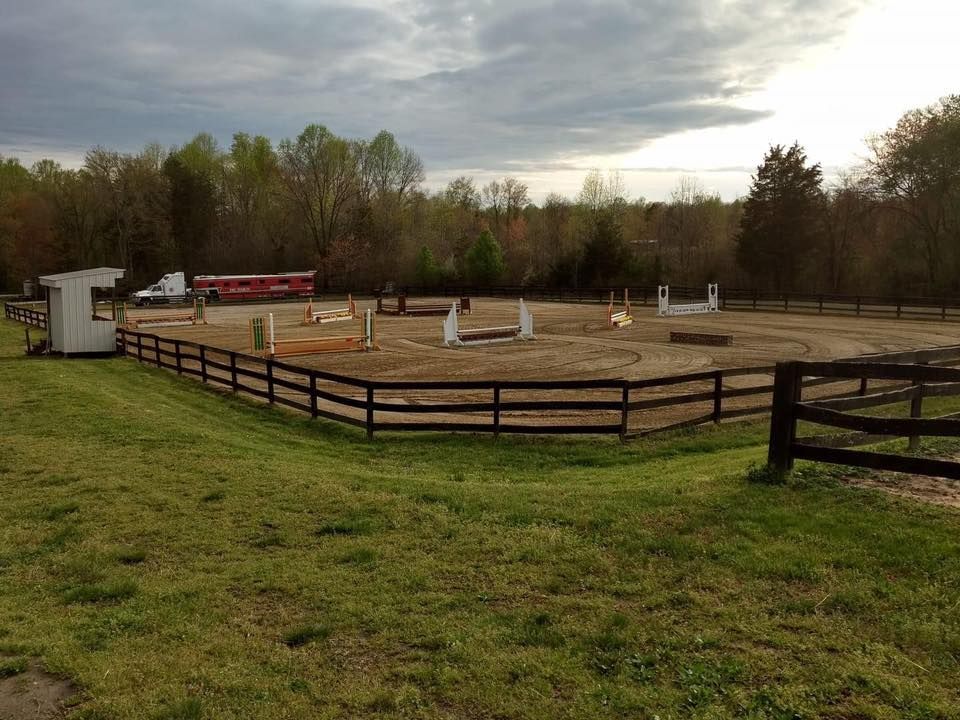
(0, 320, 959, 719)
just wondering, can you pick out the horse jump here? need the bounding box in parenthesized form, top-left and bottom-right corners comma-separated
(303, 295, 356, 325)
(117, 298, 207, 329)
(251, 309, 378, 358)
(670, 331, 733, 346)
(657, 284, 719, 316)
(378, 294, 471, 316)
(443, 300, 534, 346)
(607, 289, 633, 328)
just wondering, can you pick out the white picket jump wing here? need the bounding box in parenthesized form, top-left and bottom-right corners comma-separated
(443, 303, 461, 346)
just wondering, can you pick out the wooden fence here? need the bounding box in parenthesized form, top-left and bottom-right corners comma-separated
(3, 302, 47, 329)
(768, 345, 960, 480)
(7, 300, 950, 442)
(391, 285, 960, 321)
(112, 326, 819, 439)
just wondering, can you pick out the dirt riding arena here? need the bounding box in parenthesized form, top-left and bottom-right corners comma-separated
(148, 296, 960, 379)
(117, 296, 960, 435)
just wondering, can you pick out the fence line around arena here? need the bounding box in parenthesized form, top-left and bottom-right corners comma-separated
(6, 299, 956, 441)
(388, 285, 960, 321)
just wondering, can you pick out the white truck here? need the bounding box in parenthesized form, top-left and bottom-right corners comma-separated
(131, 272, 189, 305)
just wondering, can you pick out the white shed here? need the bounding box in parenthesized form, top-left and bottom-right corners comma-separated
(39, 267, 125, 355)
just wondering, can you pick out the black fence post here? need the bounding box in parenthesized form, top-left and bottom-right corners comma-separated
(768, 361, 801, 473)
(199, 346, 207, 383)
(909, 378, 923, 452)
(859, 377, 868, 396)
(175, 340, 183, 374)
(309, 371, 318, 418)
(713, 371, 723, 423)
(136, 334, 143, 363)
(154, 336, 160, 366)
(366, 386, 374, 440)
(493, 384, 501, 439)
(266, 360, 274, 402)
(230, 352, 238, 391)
(619, 382, 630, 440)
(119, 328, 127, 356)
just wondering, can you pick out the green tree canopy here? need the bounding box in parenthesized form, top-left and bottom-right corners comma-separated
(465, 229, 505, 285)
(414, 244, 441, 286)
(866, 94, 960, 291)
(736, 143, 823, 291)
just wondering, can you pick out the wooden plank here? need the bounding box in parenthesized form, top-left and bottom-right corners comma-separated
(273, 395, 312, 414)
(628, 390, 715, 411)
(628, 370, 719, 389)
(497, 423, 622, 435)
(636, 412, 716, 436)
(719, 405, 767, 420)
(795, 403, 960, 437)
(721, 366, 775, 378)
(791, 443, 960, 480)
(804, 385, 920, 411)
(270, 375, 314, 395)
(843, 344, 960, 365)
(372, 401, 496, 414)
(313, 389, 367, 410)
(373, 421, 494, 433)
(798, 361, 960, 383)
(722, 384, 775, 399)
(921, 381, 960, 398)
(797, 432, 897, 449)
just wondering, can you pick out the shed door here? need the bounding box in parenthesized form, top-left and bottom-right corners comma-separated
(48, 287, 64, 352)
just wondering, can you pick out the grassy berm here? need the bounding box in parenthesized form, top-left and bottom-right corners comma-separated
(0, 318, 958, 719)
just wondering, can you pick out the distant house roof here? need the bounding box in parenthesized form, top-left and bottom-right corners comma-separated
(39, 267, 125, 288)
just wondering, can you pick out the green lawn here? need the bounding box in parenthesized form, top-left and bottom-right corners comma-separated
(1, 318, 958, 719)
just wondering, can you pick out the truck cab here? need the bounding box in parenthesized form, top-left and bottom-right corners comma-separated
(131, 272, 187, 305)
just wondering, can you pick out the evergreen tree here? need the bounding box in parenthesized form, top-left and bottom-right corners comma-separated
(736, 143, 823, 291)
(465, 229, 505, 285)
(414, 244, 440, 286)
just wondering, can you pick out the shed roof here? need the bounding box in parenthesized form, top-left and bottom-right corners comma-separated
(39, 267, 125, 288)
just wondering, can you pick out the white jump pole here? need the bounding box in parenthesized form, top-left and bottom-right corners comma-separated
(268, 312, 276, 356)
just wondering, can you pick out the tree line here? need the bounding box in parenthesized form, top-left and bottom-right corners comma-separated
(1, 95, 958, 297)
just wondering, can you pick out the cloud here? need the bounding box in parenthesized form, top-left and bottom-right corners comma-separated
(0, 0, 870, 174)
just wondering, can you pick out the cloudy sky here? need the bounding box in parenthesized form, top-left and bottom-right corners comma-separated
(1, 0, 956, 201)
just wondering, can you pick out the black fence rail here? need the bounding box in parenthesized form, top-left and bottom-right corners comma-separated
(768, 345, 960, 480)
(3, 302, 47, 329)
(114, 327, 877, 440)
(387, 285, 960, 321)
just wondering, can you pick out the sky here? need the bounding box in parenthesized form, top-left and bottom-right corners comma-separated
(0, 0, 956, 202)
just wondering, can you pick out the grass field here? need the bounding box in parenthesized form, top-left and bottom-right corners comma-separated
(1, 318, 959, 719)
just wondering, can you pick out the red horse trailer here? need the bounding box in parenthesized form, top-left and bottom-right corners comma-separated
(192, 272, 316, 301)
